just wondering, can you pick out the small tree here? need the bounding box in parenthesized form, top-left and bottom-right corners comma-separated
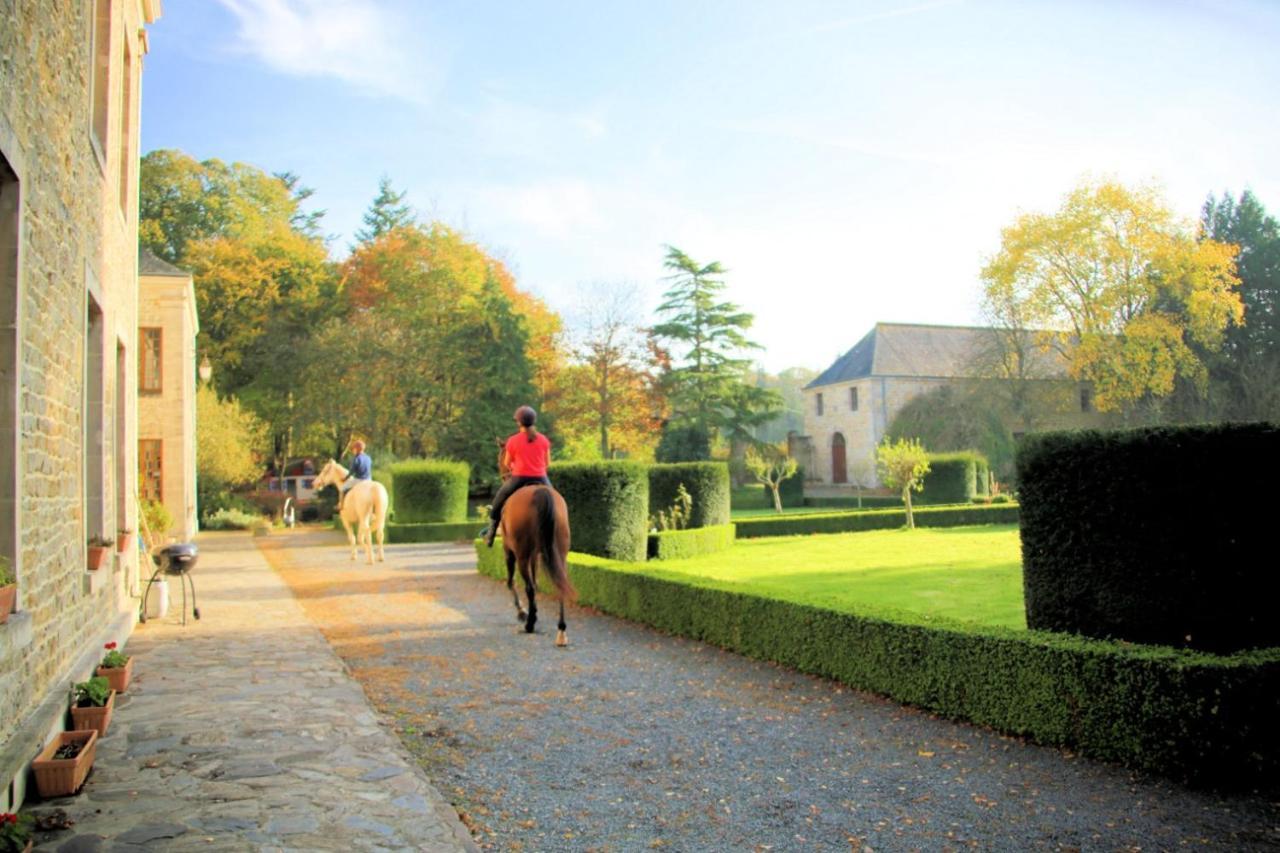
(744, 444, 798, 513)
(876, 438, 931, 529)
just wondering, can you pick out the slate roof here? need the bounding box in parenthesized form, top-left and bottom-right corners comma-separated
(805, 322, 1069, 389)
(139, 247, 191, 278)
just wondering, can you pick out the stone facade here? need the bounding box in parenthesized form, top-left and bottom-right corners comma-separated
(139, 250, 198, 542)
(0, 0, 161, 810)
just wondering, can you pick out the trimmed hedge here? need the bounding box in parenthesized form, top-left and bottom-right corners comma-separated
(803, 495, 901, 509)
(918, 452, 987, 505)
(648, 524, 737, 560)
(1019, 423, 1280, 653)
(476, 542, 1280, 787)
(648, 462, 731, 528)
(386, 460, 469, 523)
(386, 521, 478, 544)
(550, 461, 649, 561)
(734, 504, 1018, 538)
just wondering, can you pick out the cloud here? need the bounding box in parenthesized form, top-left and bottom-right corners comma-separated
(215, 0, 442, 103)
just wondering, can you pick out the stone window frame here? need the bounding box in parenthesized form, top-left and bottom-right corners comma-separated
(139, 438, 162, 503)
(87, 0, 115, 176)
(117, 35, 134, 217)
(816, 392, 824, 417)
(84, 269, 109, 545)
(849, 386, 858, 411)
(139, 326, 161, 394)
(0, 123, 25, 622)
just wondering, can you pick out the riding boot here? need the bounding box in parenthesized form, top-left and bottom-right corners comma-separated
(484, 523, 497, 548)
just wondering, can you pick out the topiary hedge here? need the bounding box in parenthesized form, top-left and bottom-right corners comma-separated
(803, 495, 901, 509)
(386, 460, 469, 523)
(918, 452, 987, 505)
(648, 462, 731, 528)
(1018, 423, 1280, 653)
(550, 461, 649, 561)
(734, 504, 1018, 538)
(648, 524, 736, 560)
(475, 543, 1280, 787)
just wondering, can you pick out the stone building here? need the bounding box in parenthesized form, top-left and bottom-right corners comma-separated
(0, 0, 162, 809)
(800, 322, 1103, 489)
(138, 249, 199, 542)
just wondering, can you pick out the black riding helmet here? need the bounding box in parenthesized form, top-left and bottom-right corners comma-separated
(515, 406, 537, 427)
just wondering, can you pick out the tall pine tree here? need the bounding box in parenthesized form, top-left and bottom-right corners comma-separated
(354, 176, 414, 244)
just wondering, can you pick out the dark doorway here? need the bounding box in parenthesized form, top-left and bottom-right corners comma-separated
(832, 433, 847, 484)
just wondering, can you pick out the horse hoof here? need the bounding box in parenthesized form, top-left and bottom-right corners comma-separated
(555, 631, 568, 647)
(517, 610, 527, 622)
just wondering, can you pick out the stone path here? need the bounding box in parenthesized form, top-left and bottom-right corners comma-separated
(27, 530, 475, 852)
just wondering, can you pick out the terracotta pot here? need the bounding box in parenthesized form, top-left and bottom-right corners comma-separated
(70, 689, 116, 738)
(87, 546, 109, 571)
(0, 584, 15, 625)
(96, 656, 133, 694)
(117, 533, 132, 553)
(31, 729, 98, 798)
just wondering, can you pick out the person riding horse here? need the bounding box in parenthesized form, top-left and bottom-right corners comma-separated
(338, 439, 372, 512)
(482, 406, 551, 547)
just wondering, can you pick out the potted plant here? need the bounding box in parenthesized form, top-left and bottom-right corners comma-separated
(0, 811, 35, 852)
(116, 528, 134, 553)
(95, 642, 132, 693)
(70, 675, 115, 737)
(0, 557, 15, 626)
(86, 537, 113, 571)
(30, 729, 98, 798)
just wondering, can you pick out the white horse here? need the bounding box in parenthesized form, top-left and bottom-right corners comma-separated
(313, 460, 388, 564)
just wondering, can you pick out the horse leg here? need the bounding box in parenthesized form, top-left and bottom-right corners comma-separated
(522, 558, 537, 634)
(556, 600, 568, 648)
(506, 548, 525, 622)
(360, 515, 374, 564)
(341, 513, 357, 561)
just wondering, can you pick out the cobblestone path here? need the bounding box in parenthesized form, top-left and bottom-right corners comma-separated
(262, 531, 1279, 852)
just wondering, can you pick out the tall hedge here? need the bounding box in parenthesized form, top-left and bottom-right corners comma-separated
(1018, 423, 1280, 653)
(735, 503, 1018, 538)
(387, 460, 470, 523)
(648, 462, 731, 528)
(550, 461, 649, 561)
(919, 451, 986, 505)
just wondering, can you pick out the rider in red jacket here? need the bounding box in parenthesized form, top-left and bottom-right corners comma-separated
(483, 406, 551, 547)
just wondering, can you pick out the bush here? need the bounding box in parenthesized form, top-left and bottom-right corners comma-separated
(387, 460, 468, 523)
(141, 499, 173, 542)
(991, 493, 1012, 504)
(731, 486, 767, 510)
(372, 469, 394, 521)
(1018, 423, 1280, 653)
(734, 504, 1018, 539)
(201, 507, 263, 530)
(918, 451, 987, 505)
(803, 495, 901, 509)
(648, 462, 731, 529)
(475, 542, 1280, 787)
(655, 423, 711, 462)
(778, 465, 804, 508)
(648, 524, 736, 560)
(550, 461, 648, 561)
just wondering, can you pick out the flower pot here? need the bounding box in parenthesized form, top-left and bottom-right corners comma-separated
(116, 533, 132, 553)
(86, 546, 109, 571)
(70, 689, 116, 738)
(31, 730, 98, 798)
(96, 656, 133, 694)
(0, 584, 15, 625)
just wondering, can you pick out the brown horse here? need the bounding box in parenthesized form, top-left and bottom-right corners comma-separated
(496, 446, 575, 646)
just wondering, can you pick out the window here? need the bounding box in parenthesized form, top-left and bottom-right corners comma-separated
(1080, 386, 1093, 413)
(139, 439, 162, 502)
(815, 393, 824, 416)
(849, 386, 858, 411)
(117, 39, 133, 214)
(85, 296, 106, 540)
(89, 0, 112, 163)
(0, 153, 19, 579)
(139, 327, 161, 393)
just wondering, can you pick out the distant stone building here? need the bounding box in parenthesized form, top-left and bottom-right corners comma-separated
(0, 0, 162, 809)
(139, 249, 199, 542)
(799, 322, 1103, 489)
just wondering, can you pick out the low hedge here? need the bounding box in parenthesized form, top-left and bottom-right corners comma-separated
(648, 524, 737, 560)
(734, 504, 1018, 538)
(919, 452, 987, 505)
(803, 495, 901, 509)
(475, 543, 1280, 787)
(386, 460, 469, 523)
(550, 461, 649, 561)
(648, 463, 731, 528)
(1019, 423, 1280, 653)
(386, 521, 478, 544)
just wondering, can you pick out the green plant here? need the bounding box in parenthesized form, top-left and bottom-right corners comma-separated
(201, 507, 263, 530)
(74, 675, 111, 708)
(88, 535, 114, 548)
(141, 499, 173, 543)
(387, 459, 469, 523)
(0, 812, 34, 853)
(0, 556, 13, 587)
(648, 524, 736, 560)
(991, 494, 1012, 504)
(648, 462, 731, 528)
(549, 461, 649, 561)
(918, 451, 989, 505)
(734, 504, 1019, 539)
(743, 445, 798, 513)
(100, 641, 129, 670)
(650, 483, 693, 532)
(876, 438, 931, 528)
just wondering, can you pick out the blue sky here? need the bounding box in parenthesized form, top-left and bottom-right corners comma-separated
(140, 0, 1280, 372)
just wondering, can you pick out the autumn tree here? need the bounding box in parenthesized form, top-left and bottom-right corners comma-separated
(980, 180, 1243, 416)
(196, 384, 268, 517)
(876, 438, 930, 529)
(744, 443, 798, 513)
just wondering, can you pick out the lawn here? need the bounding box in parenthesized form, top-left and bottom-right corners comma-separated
(646, 524, 1025, 629)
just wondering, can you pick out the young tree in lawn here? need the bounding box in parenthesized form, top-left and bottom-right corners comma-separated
(744, 444, 799, 513)
(876, 438, 931, 529)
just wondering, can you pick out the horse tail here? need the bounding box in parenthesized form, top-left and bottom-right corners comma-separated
(535, 488, 575, 604)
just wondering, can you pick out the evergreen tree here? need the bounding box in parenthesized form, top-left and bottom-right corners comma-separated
(355, 176, 414, 244)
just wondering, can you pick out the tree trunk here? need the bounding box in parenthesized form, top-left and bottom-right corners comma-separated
(903, 487, 915, 529)
(770, 481, 783, 513)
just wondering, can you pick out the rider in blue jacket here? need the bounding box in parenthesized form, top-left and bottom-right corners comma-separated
(339, 440, 372, 511)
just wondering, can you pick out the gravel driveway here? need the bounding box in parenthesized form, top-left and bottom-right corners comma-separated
(260, 531, 1279, 852)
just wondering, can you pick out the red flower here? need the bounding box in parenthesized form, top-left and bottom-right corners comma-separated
(104, 641, 117, 650)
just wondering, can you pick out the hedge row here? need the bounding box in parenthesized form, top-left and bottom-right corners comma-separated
(475, 543, 1280, 787)
(919, 452, 988, 505)
(803, 495, 901, 509)
(648, 462, 731, 528)
(549, 461, 648, 561)
(648, 524, 737, 560)
(734, 504, 1019, 538)
(1019, 423, 1280, 653)
(386, 521, 478, 544)
(387, 460, 469, 523)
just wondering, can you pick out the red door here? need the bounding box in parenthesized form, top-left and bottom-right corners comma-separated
(832, 433, 847, 483)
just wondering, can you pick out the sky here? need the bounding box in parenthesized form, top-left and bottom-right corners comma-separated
(139, 0, 1280, 373)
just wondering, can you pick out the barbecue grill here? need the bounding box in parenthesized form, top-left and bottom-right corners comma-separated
(140, 543, 200, 625)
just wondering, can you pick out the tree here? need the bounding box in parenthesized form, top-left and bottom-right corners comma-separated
(886, 385, 1016, 482)
(876, 438, 930, 529)
(744, 444, 798, 513)
(654, 422, 711, 463)
(354, 176, 415, 245)
(196, 384, 268, 516)
(980, 180, 1243, 416)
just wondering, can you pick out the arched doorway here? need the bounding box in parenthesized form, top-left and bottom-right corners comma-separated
(831, 433, 847, 484)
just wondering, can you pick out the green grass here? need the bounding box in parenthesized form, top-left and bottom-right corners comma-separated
(638, 524, 1026, 629)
